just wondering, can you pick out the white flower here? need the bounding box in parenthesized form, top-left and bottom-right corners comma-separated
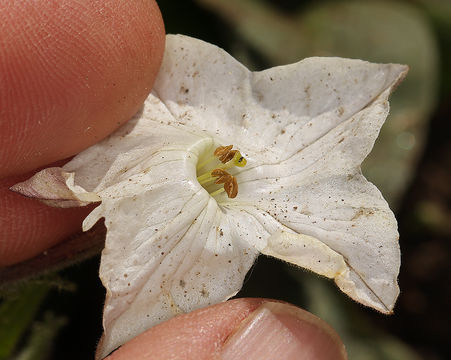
(12, 35, 407, 358)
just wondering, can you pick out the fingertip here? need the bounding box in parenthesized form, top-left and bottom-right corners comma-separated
(105, 299, 347, 360)
(220, 301, 347, 360)
(0, 0, 165, 177)
(106, 298, 266, 360)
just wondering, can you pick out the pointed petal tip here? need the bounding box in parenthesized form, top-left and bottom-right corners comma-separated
(390, 63, 409, 91)
(95, 335, 106, 360)
(10, 167, 100, 208)
(373, 301, 396, 315)
(335, 270, 399, 315)
(9, 182, 26, 195)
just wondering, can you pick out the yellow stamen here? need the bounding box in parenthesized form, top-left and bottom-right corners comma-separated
(197, 172, 215, 185)
(196, 145, 246, 198)
(197, 156, 217, 170)
(209, 187, 225, 197)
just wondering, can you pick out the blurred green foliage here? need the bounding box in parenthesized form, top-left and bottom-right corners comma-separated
(0, 284, 49, 360)
(13, 312, 66, 360)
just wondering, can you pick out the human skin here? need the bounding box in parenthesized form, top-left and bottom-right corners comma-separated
(0, 2, 346, 359)
(106, 299, 347, 360)
(0, 0, 165, 265)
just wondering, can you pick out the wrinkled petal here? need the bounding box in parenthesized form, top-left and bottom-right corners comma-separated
(263, 231, 348, 279)
(11, 167, 100, 207)
(94, 185, 259, 358)
(255, 173, 399, 313)
(155, 35, 407, 164)
(228, 78, 404, 313)
(63, 96, 205, 194)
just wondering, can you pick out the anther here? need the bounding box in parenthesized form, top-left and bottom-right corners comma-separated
(211, 168, 230, 184)
(225, 176, 238, 198)
(214, 145, 237, 164)
(211, 168, 239, 198)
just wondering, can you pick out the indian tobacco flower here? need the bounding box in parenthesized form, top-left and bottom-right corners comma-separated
(12, 35, 408, 358)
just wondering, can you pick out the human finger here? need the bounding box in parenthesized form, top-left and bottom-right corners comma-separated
(0, 0, 165, 265)
(0, 0, 165, 177)
(106, 299, 347, 360)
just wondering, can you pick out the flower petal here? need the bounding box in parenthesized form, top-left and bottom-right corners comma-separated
(63, 96, 205, 194)
(154, 35, 407, 164)
(227, 70, 405, 313)
(263, 231, 348, 279)
(244, 58, 407, 163)
(10, 167, 100, 207)
(153, 34, 249, 142)
(95, 190, 260, 358)
(257, 173, 399, 313)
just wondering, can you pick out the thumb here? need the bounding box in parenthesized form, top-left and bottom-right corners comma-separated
(105, 299, 347, 360)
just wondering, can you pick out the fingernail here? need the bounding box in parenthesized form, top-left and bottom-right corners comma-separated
(220, 301, 347, 360)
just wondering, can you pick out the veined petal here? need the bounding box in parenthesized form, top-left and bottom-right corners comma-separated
(10, 167, 100, 207)
(95, 191, 259, 358)
(62, 94, 205, 194)
(39, 92, 261, 357)
(263, 231, 348, 279)
(246, 58, 407, 163)
(154, 35, 407, 164)
(154, 34, 250, 144)
(229, 74, 404, 313)
(43, 94, 260, 357)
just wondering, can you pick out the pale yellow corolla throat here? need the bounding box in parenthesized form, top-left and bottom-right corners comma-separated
(196, 145, 247, 199)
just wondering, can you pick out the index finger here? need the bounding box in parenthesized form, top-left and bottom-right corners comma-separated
(0, 0, 165, 265)
(0, 0, 165, 177)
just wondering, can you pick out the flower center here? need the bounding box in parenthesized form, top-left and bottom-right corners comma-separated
(196, 145, 247, 199)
